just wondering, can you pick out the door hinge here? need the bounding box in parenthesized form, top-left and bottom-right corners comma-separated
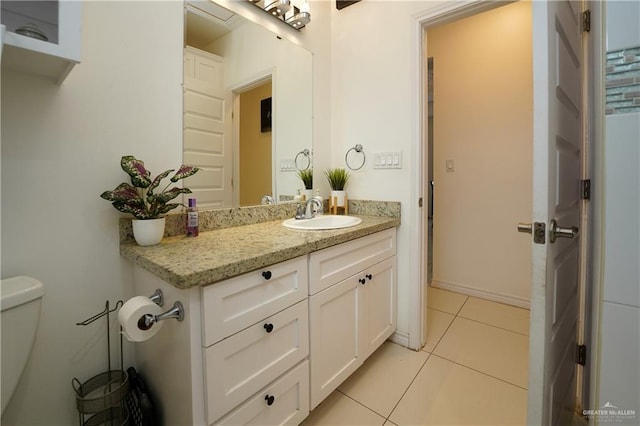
(581, 179, 591, 200)
(583, 10, 591, 33)
(418, 197, 423, 208)
(576, 344, 587, 366)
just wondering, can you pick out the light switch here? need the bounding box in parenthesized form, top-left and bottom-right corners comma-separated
(446, 160, 455, 172)
(373, 152, 402, 169)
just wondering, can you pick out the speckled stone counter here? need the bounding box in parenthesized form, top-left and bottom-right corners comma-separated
(119, 200, 400, 290)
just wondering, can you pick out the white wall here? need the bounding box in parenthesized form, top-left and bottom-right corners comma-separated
(598, 1, 640, 415)
(428, 1, 533, 306)
(329, 0, 440, 337)
(0, 2, 183, 424)
(1, 1, 332, 423)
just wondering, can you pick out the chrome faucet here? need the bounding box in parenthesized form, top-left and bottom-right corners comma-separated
(296, 197, 322, 220)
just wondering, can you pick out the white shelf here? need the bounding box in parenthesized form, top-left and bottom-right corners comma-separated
(1, 1, 81, 84)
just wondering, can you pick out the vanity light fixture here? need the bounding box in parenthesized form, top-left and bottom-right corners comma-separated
(247, 0, 311, 30)
(264, 0, 291, 17)
(286, 11, 311, 29)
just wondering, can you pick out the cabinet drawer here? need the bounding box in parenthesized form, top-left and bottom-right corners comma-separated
(205, 300, 309, 424)
(309, 228, 396, 295)
(215, 360, 309, 426)
(202, 256, 308, 346)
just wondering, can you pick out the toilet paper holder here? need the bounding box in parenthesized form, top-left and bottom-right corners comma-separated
(138, 289, 184, 330)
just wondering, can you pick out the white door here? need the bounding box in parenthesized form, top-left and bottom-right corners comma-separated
(527, 1, 585, 424)
(183, 47, 232, 209)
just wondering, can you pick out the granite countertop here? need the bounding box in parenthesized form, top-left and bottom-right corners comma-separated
(120, 214, 400, 289)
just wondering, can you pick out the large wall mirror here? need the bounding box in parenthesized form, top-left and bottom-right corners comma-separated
(184, 1, 313, 209)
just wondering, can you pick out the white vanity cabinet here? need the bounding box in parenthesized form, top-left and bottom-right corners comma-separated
(308, 228, 397, 408)
(131, 227, 397, 425)
(1, 1, 81, 84)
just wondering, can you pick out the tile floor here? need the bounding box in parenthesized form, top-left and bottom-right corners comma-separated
(302, 287, 530, 426)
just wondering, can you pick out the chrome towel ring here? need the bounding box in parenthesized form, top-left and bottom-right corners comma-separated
(295, 148, 311, 171)
(345, 144, 365, 171)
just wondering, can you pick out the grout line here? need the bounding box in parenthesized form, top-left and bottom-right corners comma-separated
(456, 314, 530, 336)
(455, 296, 470, 315)
(384, 350, 433, 423)
(430, 353, 529, 391)
(336, 389, 389, 421)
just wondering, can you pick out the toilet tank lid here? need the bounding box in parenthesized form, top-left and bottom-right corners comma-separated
(1, 276, 45, 311)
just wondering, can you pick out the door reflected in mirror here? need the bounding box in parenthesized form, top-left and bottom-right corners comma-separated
(184, 1, 312, 209)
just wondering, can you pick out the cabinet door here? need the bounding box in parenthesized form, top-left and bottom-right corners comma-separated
(360, 256, 397, 360)
(215, 361, 309, 426)
(205, 300, 309, 424)
(309, 277, 362, 409)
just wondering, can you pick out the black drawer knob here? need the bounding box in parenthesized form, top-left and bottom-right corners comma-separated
(264, 323, 274, 333)
(359, 278, 366, 285)
(265, 394, 275, 406)
(262, 271, 272, 280)
(366, 273, 372, 280)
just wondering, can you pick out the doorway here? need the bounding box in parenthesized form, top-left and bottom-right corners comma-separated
(425, 1, 533, 308)
(237, 80, 273, 206)
(414, 1, 597, 424)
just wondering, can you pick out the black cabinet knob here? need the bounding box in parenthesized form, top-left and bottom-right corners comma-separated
(265, 394, 275, 406)
(264, 323, 274, 333)
(262, 271, 272, 280)
(359, 278, 366, 285)
(366, 274, 372, 280)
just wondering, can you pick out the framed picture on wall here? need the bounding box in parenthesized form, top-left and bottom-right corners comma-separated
(261, 97, 272, 133)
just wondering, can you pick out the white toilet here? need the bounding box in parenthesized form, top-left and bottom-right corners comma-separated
(1, 276, 45, 414)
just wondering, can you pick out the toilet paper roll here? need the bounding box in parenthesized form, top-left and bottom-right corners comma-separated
(118, 296, 164, 342)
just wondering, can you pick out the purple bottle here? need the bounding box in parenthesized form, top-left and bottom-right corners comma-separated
(186, 198, 199, 237)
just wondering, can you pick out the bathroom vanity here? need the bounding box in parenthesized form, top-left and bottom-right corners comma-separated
(121, 209, 399, 425)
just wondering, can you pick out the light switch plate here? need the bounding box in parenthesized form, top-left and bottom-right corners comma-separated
(374, 152, 402, 169)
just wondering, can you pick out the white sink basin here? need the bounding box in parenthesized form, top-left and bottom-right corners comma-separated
(282, 215, 362, 230)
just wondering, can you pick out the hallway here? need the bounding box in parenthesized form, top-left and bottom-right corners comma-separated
(303, 288, 530, 425)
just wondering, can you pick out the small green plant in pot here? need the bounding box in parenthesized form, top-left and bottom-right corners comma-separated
(297, 169, 313, 190)
(101, 155, 199, 245)
(324, 168, 350, 207)
(324, 168, 350, 191)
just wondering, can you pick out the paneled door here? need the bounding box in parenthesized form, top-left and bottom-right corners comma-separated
(183, 47, 232, 208)
(526, 1, 586, 424)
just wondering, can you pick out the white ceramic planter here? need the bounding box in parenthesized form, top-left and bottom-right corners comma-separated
(132, 217, 166, 246)
(330, 190, 346, 207)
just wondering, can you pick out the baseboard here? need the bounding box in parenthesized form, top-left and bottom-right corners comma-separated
(388, 330, 411, 349)
(431, 280, 530, 309)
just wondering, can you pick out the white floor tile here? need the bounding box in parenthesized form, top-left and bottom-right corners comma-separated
(458, 297, 530, 335)
(427, 286, 468, 314)
(433, 317, 529, 388)
(301, 391, 386, 426)
(422, 308, 455, 353)
(338, 342, 429, 418)
(389, 355, 527, 426)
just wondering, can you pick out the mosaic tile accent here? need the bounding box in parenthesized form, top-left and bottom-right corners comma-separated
(606, 46, 640, 115)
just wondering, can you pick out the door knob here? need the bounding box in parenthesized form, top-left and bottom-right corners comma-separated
(549, 219, 579, 243)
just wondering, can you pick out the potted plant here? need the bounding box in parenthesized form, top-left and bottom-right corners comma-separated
(324, 167, 350, 207)
(101, 155, 199, 246)
(297, 168, 313, 200)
